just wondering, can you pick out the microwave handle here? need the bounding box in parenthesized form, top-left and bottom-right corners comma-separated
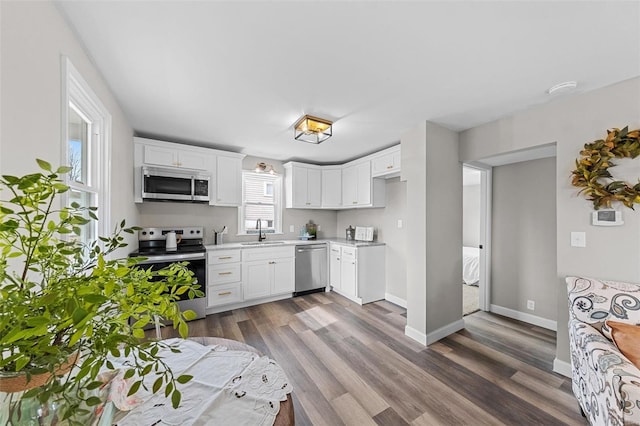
(191, 176, 195, 201)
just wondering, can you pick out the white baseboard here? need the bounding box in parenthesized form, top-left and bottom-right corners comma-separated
(553, 357, 572, 378)
(426, 319, 465, 345)
(405, 325, 427, 345)
(385, 293, 407, 308)
(490, 304, 557, 331)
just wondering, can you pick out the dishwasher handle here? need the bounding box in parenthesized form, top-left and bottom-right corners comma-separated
(297, 246, 326, 252)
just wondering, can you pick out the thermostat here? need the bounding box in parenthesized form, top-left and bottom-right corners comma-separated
(592, 209, 623, 226)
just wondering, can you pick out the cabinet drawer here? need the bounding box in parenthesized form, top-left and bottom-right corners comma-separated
(207, 282, 242, 307)
(341, 246, 357, 260)
(242, 246, 294, 262)
(208, 249, 241, 265)
(208, 263, 241, 285)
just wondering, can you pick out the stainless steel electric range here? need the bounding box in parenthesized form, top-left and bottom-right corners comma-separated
(129, 226, 206, 321)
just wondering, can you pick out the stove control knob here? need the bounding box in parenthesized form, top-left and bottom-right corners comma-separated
(190, 230, 194, 234)
(142, 231, 147, 235)
(150, 231, 154, 235)
(196, 230, 201, 234)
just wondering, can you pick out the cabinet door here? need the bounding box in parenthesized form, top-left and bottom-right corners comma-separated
(306, 168, 322, 207)
(143, 145, 178, 167)
(216, 156, 242, 206)
(329, 246, 342, 290)
(356, 162, 371, 205)
(271, 257, 295, 295)
(243, 260, 271, 300)
(178, 150, 209, 170)
(322, 168, 342, 208)
(340, 248, 357, 297)
(342, 165, 358, 207)
(291, 166, 308, 208)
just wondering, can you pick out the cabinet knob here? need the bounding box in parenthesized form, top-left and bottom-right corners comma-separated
(218, 272, 232, 275)
(386, 165, 393, 169)
(353, 201, 357, 204)
(219, 256, 232, 260)
(218, 291, 232, 296)
(306, 202, 311, 205)
(269, 261, 276, 264)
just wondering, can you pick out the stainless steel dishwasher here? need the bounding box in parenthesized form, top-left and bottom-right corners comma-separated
(295, 243, 327, 296)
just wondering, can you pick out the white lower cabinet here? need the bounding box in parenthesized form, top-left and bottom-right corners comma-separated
(243, 246, 295, 301)
(329, 244, 342, 291)
(207, 249, 242, 307)
(329, 243, 385, 305)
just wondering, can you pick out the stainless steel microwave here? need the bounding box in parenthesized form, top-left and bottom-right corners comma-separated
(142, 166, 210, 203)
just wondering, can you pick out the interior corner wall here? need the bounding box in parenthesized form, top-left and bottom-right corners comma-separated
(491, 157, 557, 321)
(0, 1, 137, 254)
(458, 77, 640, 366)
(402, 121, 462, 343)
(462, 184, 481, 247)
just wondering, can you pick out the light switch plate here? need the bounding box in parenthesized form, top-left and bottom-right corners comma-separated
(397, 219, 403, 229)
(289, 225, 294, 233)
(571, 231, 586, 247)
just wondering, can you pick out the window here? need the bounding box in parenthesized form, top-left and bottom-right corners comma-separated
(63, 58, 111, 248)
(238, 171, 282, 235)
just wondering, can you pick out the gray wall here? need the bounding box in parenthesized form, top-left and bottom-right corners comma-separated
(403, 122, 462, 342)
(459, 77, 640, 367)
(491, 157, 557, 321)
(463, 184, 481, 247)
(0, 1, 137, 257)
(337, 178, 407, 302)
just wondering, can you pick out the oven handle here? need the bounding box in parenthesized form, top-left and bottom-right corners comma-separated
(132, 253, 206, 264)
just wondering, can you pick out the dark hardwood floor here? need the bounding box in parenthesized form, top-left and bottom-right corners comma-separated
(153, 291, 586, 425)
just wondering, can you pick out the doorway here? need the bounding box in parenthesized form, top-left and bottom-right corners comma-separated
(462, 164, 491, 315)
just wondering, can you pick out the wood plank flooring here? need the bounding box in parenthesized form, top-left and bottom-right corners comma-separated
(153, 291, 586, 425)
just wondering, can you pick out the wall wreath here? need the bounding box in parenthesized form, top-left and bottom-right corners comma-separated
(571, 126, 640, 210)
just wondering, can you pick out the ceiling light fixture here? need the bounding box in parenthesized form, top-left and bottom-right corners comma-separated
(255, 162, 276, 175)
(294, 115, 333, 144)
(547, 81, 578, 95)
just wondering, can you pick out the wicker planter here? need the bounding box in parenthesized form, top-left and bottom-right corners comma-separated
(0, 352, 78, 393)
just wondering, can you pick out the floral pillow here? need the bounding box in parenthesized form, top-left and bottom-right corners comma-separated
(566, 276, 640, 338)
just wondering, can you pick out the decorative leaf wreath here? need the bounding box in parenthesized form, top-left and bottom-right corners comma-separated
(571, 126, 640, 210)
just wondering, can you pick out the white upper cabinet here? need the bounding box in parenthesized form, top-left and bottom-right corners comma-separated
(342, 161, 380, 207)
(371, 145, 401, 178)
(215, 155, 243, 206)
(143, 143, 209, 170)
(321, 167, 342, 208)
(284, 162, 321, 208)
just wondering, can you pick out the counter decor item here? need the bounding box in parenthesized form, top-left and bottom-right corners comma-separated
(571, 126, 640, 210)
(0, 160, 201, 424)
(345, 226, 355, 240)
(305, 221, 317, 239)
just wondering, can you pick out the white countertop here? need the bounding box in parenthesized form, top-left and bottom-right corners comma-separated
(205, 238, 385, 251)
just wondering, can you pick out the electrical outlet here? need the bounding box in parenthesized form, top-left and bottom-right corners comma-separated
(527, 300, 535, 311)
(317, 225, 321, 231)
(397, 219, 403, 229)
(289, 225, 294, 233)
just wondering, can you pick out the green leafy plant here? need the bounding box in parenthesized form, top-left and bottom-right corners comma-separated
(0, 160, 203, 424)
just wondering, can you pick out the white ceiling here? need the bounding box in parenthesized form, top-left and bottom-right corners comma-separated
(55, 1, 640, 164)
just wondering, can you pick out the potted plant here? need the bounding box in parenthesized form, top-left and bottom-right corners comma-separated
(0, 160, 202, 424)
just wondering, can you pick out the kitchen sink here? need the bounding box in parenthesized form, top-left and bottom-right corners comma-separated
(240, 241, 286, 246)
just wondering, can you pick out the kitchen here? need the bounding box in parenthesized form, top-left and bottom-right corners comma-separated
(133, 135, 408, 317)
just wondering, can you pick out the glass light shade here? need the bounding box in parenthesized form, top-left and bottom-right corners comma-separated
(294, 115, 333, 144)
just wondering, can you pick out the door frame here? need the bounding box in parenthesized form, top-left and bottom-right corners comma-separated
(463, 162, 492, 311)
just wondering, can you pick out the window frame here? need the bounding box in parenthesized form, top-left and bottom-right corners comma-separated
(61, 57, 112, 249)
(237, 171, 283, 236)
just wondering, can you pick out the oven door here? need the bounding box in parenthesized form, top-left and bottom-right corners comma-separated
(133, 254, 207, 325)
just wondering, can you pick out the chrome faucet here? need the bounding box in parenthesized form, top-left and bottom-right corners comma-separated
(256, 218, 266, 242)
